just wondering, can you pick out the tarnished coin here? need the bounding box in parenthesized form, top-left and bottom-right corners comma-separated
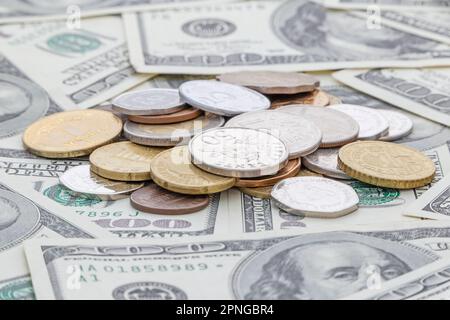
(326, 93, 342, 105)
(128, 108, 203, 124)
(329, 104, 389, 140)
(130, 183, 210, 215)
(225, 110, 322, 158)
(151, 146, 235, 195)
(112, 88, 186, 115)
(303, 148, 351, 180)
(189, 127, 289, 178)
(271, 177, 359, 218)
(278, 105, 359, 148)
(338, 141, 436, 189)
(235, 158, 301, 188)
(179, 80, 270, 116)
(90, 141, 166, 181)
(217, 71, 319, 94)
(60, 165, 144, 200)
(23, 110, 122, 158)
(378, 109, 413, 142)
(270, 89, 330, 109)
(124, 113, 225, 147)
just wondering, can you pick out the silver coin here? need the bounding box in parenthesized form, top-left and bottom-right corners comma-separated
(59, 165, 144, 200)
(189, 127, 289, 178)
(225, 110, 322, 158)
(179, 80, 270, 116)
(278, 105, 359, 148)
(303, 148, 351, 180)
(271, 176, 359, 218)
(378, 109, 413, 142)
(124, 113, 225, 146)
(112, 88, 186, 116)
(329, 104, 389, 140)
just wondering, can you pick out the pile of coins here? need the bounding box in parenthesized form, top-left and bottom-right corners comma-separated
(22, 71, 435, 218)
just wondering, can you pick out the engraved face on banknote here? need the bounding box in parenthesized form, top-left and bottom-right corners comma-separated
(234, 232, 435, 299)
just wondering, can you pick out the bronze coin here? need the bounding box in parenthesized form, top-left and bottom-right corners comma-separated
(130, 183, 210, 215)
(270, 90, 330, 109)
(128, 107, 203, 124)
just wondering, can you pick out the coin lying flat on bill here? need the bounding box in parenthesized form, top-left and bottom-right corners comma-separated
(278, 105, 359, 148)
(377, 109, 413, 142)
(112, 88, 186, 116)
(338, 141, 435, 189)
(179, 80, 270, 116)
(329, 104, 389, 140)
(271, 176, 359, 218)
(303, 148, 351, 180)
(23, 109, 122, 158)
(123, 113, 225, 147)
(217, 71, 319, 94)
(60, 165, 144, 200)
(270, 89, 330, 108)
(130, 183, 210, 215)
(151, 146, 236, 195)
(128, 107, 203, 125)
(90, 141, 166, 181)
(189, 127, 289, 178)
(225, 110, 322, 158)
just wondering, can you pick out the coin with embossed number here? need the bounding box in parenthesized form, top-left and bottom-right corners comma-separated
(189, 127, 289, 178)
(271, 177, 359, 218)
(278, 105, 359, 148)
(378, 109, 413, 142)
(60, 165, 144, 200)
(128, 107, 203, 124)
(179, 80, 270, 116)
(130, 183, 210, 215)
(329, 104, 389, 140)
(217, 71, 319, 94)
(112, 88, 186, 115)
(225, 110, 322, 158)
(270, 89, 330, 108)
(303, 148, 351, 180)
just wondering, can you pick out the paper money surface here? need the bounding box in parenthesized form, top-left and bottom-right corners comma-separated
(124, 0, 450, 74)
(322, 0, 450, 11)
(333, 68, 450, 127)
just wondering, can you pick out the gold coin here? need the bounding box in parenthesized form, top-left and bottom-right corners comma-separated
(270, 89, 330, 109)
(90, 141, 166, 181)
(23, 110, 122, 158)
(338, 141, 435, 189)
(151, 146, 236, 194)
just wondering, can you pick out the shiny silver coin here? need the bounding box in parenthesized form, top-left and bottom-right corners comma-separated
(123, 113, 225, 146)
(271, 176, 359, 218)
(225, 110, 322, 158)
(303, 148, 351, 180)
(179, 80, 270, 116)
(329, 104, 389, 140)
(278, 105, 359, 148)
(378, 109, 413, 142)
(189, 127, 289, 178)
(59, 165, 144, 200)
(112, 88, 186, 115)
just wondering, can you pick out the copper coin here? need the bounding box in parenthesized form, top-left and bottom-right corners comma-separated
(130, 184, 210, 215)
(270, 90, 330, 109)
(234, 158, 301, 188)
(128, 107, 203, 124)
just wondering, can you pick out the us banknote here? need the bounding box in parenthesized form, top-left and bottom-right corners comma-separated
(333, 68, 450, 126)
(23, 220, 450, 300)
(0, 16, 150, 109)
(322, 0, 450, 11)
(124, 0, 450, 75)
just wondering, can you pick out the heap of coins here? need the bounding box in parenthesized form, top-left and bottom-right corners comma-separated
(22, 71, 434, 218)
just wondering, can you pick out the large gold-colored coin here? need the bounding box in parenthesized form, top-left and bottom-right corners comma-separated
(23, 110, 122, 158)
(151, 146, 236, 194)
(338, 141, 435, 189)
(90, 141, 166, 181)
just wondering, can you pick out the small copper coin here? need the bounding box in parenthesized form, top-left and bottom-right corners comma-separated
(234, 158, 301, 188)
(128, 107, 203, 124)
(130, 184, 210, 215)
(270, 90, 330, 109)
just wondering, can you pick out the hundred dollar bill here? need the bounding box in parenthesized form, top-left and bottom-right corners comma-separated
(322, 0, 450, 11)
(404, 175, 450, 220)
(124, 0, 450, 75)
(0, 16, 150, 109)
(23, 220, 450, 300)
(333, 68, 450, 127)
(345, 258, 450, 300)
